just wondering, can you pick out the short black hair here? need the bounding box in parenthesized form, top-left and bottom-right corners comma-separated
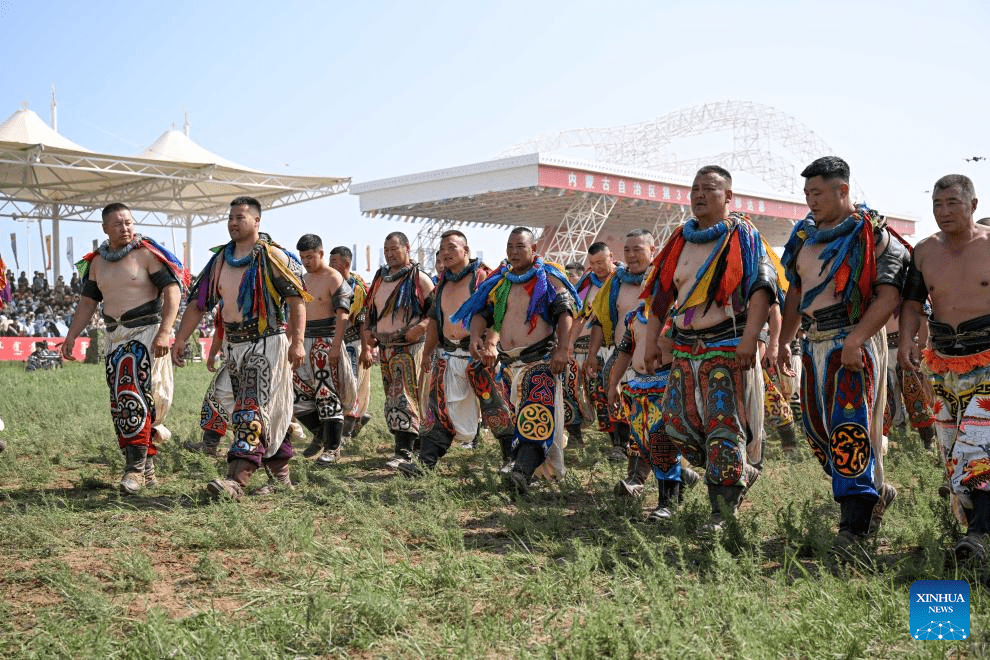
(101, 202, 131, 220)
(565, 261, 585, 273)
(801, 156, 850, 183)
(933, 174, 976, 201)
(385, 231, 409, 247)
(625, 228, 654, 243)
(587, 241, 609, 256)
(439, 229, 468, 244)
(230, 196, 262, 216)
(509, 227, 534, 239)
(296, 234, 323, 252)
(329, 245, 352, 260)
(696, 165, 732, 187)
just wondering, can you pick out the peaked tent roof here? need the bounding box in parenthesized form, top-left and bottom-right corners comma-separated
(138, 128, 254, 171)
(0, 108, 90, 152)
(0, 107, 349, 228)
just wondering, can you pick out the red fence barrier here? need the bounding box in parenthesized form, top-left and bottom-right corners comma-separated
(0, 337, 214, 361)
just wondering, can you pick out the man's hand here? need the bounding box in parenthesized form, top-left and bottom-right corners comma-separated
(59, 336, 76, 361)
(151, 329, 170, 358)
(776, 341, 795, 377)
(170, 339, 187, 367)
(898, 339, 921, 372)
(206, 352, 220, 372)
(840, 336, 865, 371)
(736, 336, 758, 370)
(550, 345, 569, 375)
(288, 339, 305, 369)
(359, 347, 374, 369)
(584, 354, 602, 378)
(404, 324, 426, 344)
(763, 339, 779, 372)
(607, 382, 621, 410)
(472, 336, 497, 369)
(328, 342, 342, 365)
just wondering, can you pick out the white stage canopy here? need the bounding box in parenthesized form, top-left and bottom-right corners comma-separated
(0, 107, 349, 278)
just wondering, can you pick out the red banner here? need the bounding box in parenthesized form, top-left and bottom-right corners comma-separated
(0, 336, 214, 361)
(0, 336, 87, 361)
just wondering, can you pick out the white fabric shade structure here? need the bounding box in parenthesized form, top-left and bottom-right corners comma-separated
(0, 107, 349, 279)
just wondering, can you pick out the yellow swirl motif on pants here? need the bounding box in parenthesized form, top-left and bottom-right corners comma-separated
(517, 403, 554, 442)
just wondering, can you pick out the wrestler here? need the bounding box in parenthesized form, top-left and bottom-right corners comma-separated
(171, 196, 310, 499)
(608, 303, 700, 520)
(293, 234, 355, 466)
(452, 227, 579, 495)
(642, 165, 776, 533)
(777, 157, 908, 556)
(186, 314, 232, 457)
(398, 230, 514, 476)
(359, 232, 435, 469)
(567, 242, 617, 449)
(760, 304, 799, 457)
(62, 203, 183, 494)
(882, 311, 935, 448)
(899, 174, 990, 561)
(586, 229, 657, 491)
(329, 246, 372, 440)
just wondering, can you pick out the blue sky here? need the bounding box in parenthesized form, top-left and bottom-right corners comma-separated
(1, 0, 987, 276)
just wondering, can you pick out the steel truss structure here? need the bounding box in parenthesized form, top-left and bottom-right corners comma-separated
(501, 99, 865, 201)
(540, 194, 617, 265)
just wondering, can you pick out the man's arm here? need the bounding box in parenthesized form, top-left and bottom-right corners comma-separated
(584, 323, 604, 376)
(469, 314, 497, 368)
(152, 283, 180, 358)
(738, 290, 771, 370)
(898, 300, 925, 371)
(841, 284, 901, 371)
(775, 285, 802, 376)
(171, 303, 206, 367)
(285, 296, 306, 369)
(607, 348, 632, 410)
(643, 307, 672, 372)
(420, 318, 439, 374)
(60, 296, 98, 361)
(403, 272, 436, 343)
(764, 304, 782, 369)
(550, 311, 573, 375)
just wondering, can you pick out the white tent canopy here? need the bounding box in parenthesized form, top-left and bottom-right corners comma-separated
(0, 107, 349, 279)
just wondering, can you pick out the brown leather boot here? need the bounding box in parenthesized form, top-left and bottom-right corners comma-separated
(144, 454, 158, 488)
(206, 458, 256, 500)
(119, 445, 148, 495)
(615, 454, 652, 498)
(252, 458, 294, 496)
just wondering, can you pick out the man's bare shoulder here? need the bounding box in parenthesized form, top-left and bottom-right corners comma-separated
(417, 270, 435, 291)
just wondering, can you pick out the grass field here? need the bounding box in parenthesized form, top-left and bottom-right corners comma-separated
(0, 360, 986, 658)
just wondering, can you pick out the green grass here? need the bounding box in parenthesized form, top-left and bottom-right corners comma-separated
(0, 360, 986, 658)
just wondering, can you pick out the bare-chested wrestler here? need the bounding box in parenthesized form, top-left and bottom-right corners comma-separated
(882, 310, 935, 448)
(900, 175, 990, 561)
(586, 229, 657, 496)
(398, 230, 514, 476)
(777, 157, 908, 556)
(294, 234, 355, 466)
(172, 196, 310, 499)
(452, 227, 580, 495)
(642, 166, 775, 533)
(567, 242, 617, 449)
(328, 246, 372, 440)
(360, 232, 435, 469)
(608, 303, 700, 521)
(62, 203, 183, 494)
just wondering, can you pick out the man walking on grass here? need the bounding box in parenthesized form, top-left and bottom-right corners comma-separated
(62, 203, 184, 495)
(171, 196, 309, 499)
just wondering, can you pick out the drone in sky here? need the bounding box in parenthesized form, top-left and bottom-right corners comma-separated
(965, 156, 985, 162)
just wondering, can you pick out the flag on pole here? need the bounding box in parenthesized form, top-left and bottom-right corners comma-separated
(352, 243, 358, 271)
(92, 239, 99, 251)
(9, 233, 18, 269)
(66, 236, 73, 268)
(44, 235, 52, 271)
